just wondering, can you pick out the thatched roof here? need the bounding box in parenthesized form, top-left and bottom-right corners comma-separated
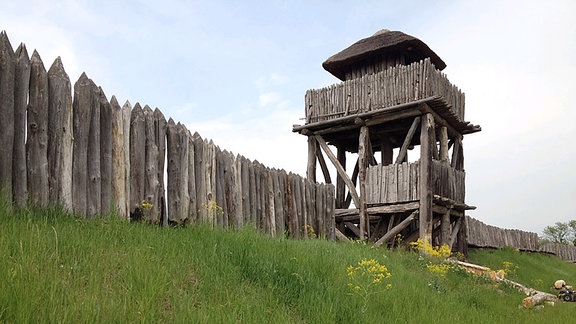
(322, 29, 446, 81)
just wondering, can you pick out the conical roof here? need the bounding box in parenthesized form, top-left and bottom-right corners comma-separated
(322, 29, 446, 81)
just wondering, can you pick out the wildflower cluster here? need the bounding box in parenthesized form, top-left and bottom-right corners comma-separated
(410, 239, 453, 280)
(489, 261, 518, 281)
(304, 224, 317, 239)
(410, 238, 451, 260)
(201, 200, 224, 217)
(347, 259, 392, 311)
(140, 199, 154, 210)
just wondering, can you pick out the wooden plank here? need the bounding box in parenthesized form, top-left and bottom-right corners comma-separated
(0, 31, 15, 201)
(99, 89, 112, 215)
(13, 44, 30, 206)
(28, 50, 50, 207)
(315, 135, 360, 207)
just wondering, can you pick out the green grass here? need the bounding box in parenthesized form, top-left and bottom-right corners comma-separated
(2, 204, 576, 323)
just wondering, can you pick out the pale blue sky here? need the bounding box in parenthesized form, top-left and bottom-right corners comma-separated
(1, 0, 575, 234)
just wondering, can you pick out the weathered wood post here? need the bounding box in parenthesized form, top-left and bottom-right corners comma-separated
(166, 120, 190, 224)
(187, 131, 197, 224)
(27, 50, 49, 206)
(143, 106, 158, 222)
(122, 101, 131, 217)
(419, 112, 435, 244)
(13, 44, 30, 206)
(111, 96, 128, 218)
(192, 132, 206, 223)
(154, 108, 167, 224)
(335, 145, 346, 208)
(306, 136, 317, 183)
(99, 88, 112, 214)
(72, 73, 92, 215)
(129, 103, 145, 219)
(0, 31, 15, 201)
(358, 125, 369, 240)
(47, 57, 73, 210)
(86, 82, 101, 217)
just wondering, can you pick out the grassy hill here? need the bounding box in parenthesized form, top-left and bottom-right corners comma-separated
(2, 205, 576, 323)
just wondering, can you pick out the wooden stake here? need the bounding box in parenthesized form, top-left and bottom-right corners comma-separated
(13, 44, 30, 207)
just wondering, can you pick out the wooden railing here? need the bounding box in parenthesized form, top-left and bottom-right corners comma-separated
(366, 160, 465, 205)
(305, 58, 465, 123)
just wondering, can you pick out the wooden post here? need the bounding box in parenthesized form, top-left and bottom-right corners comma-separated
(143, 106, 159, 222)
(358, 126, 369, 240)
(47, 57, 73, 210)
(13, 44, 30, 206)
(27, 50, 49, 207)
(129, 103, 146, 217)
(336, 145, 346, 208)
(192, 132, 206, 223)
(72, 73, 91, 215)
(439, 126, 449, 163)
(0, 31, 15, 201)
(306, 136, 316, 182)
(99, 88, 112, 215)
(380, 137, 393, 166)
(86, 81, 101, 217)
(441, 207, 452, 246)
(419, 113, 434, 244)
(154, 108, 167, 224)
(122, 101, 132, 218)
(187, 131, 197, 223)
(166, 120, 189, 224)
(111, 96, 127, 218)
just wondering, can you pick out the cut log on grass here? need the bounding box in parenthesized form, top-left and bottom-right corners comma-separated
(521, 292, 556, 309)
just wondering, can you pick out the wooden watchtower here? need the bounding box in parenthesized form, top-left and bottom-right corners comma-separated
(293, 30, 481, 249)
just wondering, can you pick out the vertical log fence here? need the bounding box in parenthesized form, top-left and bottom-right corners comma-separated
(0, 32, 335, 239)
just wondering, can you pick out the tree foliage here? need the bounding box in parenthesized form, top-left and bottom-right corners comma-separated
(542, 221, 576, 245)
